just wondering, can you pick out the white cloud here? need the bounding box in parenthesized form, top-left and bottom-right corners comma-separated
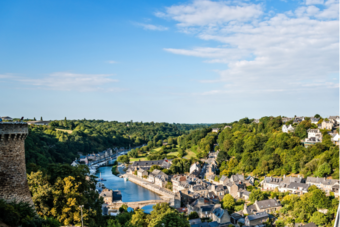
(156, 0, 262, 27)
(7, 72, 120, 92)
(159, 0, 339, 96)
(306, 0, 324, 5)
(136, 23, 168, 31)
(107, 60, 118, 64)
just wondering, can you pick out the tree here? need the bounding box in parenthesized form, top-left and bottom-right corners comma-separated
(222, 194, 235, 210)
(214, 176, 219, 182)
(314, 114, 321, 118)
(309, 212, 327, 226)
(117, 155, 129, 164)
(188, 211, 199, 219)
(107, 219, 121, 227)
(315, 163, 331, 177)
(130, 208, 148, 227)
(249, 189, 266, 203)
(148, 208, 189, 227)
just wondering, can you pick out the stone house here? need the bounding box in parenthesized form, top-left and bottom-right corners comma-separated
(187, 197, 221, 218)
(212, 207, 231, 224)
(320, 120, 334, 130)
(224, 125, 232, 129)
(244, 212, 270, 227)
(137, 168, 148, 178)
(131, 158, 172, 171)
(306, 177, 339, 195)
(190, 162, 201, 174)
(154, 172, 169, 187)
(243, 199, 282, 215)
(329, 116, 340, 124)
(262, 177, 282, 190)
(219, 175, 228, 185)
(253, 119, 260, 123)
(237, 189, 251, 200)
(245, 176, 255, 186)
(147, 169, 162, 183)
(172, 175, 188, 193)
(278, 182, 309, 194)
(210, 184, 228, 199)
(100, 189, 121, 204)
(293, 117, 304, 124)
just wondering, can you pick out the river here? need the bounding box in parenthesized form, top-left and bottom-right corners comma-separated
(95, 166, 161, 212)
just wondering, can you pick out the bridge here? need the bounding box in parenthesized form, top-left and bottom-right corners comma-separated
(107, 198, 170, 210)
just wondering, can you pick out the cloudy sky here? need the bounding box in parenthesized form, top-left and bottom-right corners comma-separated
(0, 0, 338, 123)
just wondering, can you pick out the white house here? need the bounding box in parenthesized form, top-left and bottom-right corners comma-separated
(212, 128, 219, 133)
(190, 162, 201, 174)
(282, 124, 295, 133)
(329, 116, 340, 124)
(320, 121, 334, 130)
(311, 118, 320, 124)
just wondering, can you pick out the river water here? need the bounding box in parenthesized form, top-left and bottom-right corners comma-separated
(95, 166, 161, 212)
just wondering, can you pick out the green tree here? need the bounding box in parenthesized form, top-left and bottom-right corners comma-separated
(148, 208, 189, 227)
(309, 211, 327, 226)
(249, 189, 266, 203)
(222, 194, 235, 210)
(188, 211, 199, 220)
(130, 209, 148, 227)
(107, 219, 122, 227)
(315, 163, 331, 177)
(117, 155, 130, 164)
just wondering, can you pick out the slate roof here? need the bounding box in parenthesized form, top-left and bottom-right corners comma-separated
(212, 207, 224, 218)
(263, 176, 282, 185)
(231, 174, 245, 183)
(283, 182, 309, 191)
(256, 199, 281, 209)
(220, 175, 228, 182)
(247, 212, 269, 221)
(189, 218, 202, 225)
(306, 177, 339, 185)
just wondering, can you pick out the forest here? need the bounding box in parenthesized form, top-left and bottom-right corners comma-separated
(24, 119, 207, 173)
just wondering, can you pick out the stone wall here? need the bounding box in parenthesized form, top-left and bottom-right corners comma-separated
(0, 123, 34, 206)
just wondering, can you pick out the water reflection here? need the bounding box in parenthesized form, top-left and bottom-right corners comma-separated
(95, 166, 161, 203)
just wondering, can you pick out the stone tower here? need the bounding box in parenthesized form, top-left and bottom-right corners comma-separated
(0, 122, 34, 205)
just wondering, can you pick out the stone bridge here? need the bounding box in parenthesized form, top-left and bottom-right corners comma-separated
(107, 198, 170, 210)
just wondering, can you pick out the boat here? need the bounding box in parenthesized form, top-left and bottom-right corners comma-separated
(124, 177, 128, 181)
(97, 172, 106, 182)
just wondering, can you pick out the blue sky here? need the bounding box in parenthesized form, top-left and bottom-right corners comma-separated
(0, 0, 338, 123)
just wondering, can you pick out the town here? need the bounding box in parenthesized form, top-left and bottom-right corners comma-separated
(91, 115, 340, 227)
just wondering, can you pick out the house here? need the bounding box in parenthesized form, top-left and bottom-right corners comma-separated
(137, 168, 148, 178)
(282, 117, 292, 123)
(282, 124, 295, 133)
(154, 172, 169, 187)
(320, 120, 334, 130)
(190, 162, 201, 174)
(219, 175, 229, 185)
(71, 159, 79, 167)
(304, 129, 322, 146)
(245, 176, 255, 186)
(212, 128, 219, 133)
(100, 189, 121, 204)
(79, 156, 88, 165)
(329, 116, 340, 124)
(306, 177, 339, 195)
(330, 133, 340, 145)
(87, 153, 96, 161)
(238, 189, 251, 200)
(27, 121, 51, 126)
(147, 169, 162, 183)
(130, 158, 172, 171)
(293, 117, 304, 124)
(208, 151, 219, 159)
(172, 175, 188, 193)
(253, 119, 260, 123)
(212, 207, 231, 224)
(100, 188, 113, 204)
(262, 177, 282, 190)
(244, 212, 271, 227)
(210, 184, 228, 199)
(224, 125, 232, 129)
(187, 197, 221, 218)
(189, 218, 202, 226)
(243, 199, 282, 215)
(1, 116, 13, 121)
(311, 118, 320, 124)
(278, 182, 309, 194)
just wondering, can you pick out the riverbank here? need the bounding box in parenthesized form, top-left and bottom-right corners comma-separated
(124, 174, 175, 200)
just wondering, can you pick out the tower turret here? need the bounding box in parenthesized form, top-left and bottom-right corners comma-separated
(0, 122, 34, 205)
